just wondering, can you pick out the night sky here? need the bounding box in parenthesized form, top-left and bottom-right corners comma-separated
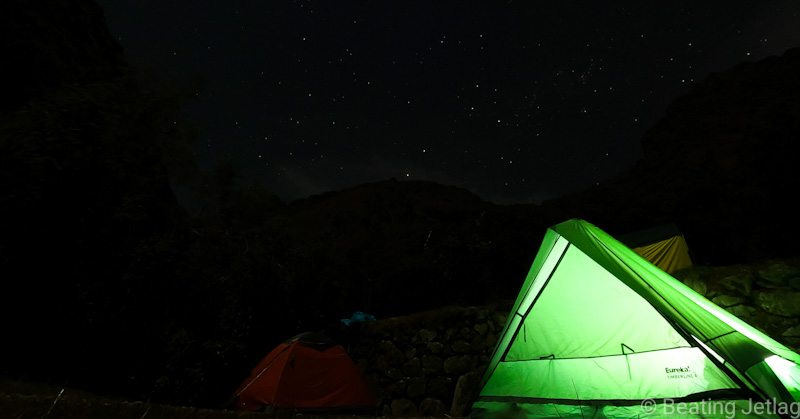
(97, 1, 800, 204)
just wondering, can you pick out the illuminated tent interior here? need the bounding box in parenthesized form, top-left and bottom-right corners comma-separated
(472, 220, 800, 418)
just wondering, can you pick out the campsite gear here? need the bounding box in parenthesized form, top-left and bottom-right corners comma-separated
(619, 223, 693, 274)
(340, 311, 376, 326)
(472, 219, 800, 418)
(234, 332, 376, 412)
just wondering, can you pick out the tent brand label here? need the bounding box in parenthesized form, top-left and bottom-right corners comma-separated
(665, 366, 697, 379)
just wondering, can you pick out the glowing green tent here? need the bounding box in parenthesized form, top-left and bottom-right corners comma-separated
(472, 219, 800, 418)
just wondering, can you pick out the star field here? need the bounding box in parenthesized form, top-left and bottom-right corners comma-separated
(99, 1, 800, 203)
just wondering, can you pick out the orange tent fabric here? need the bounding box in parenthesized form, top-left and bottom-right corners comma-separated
(234, 335, 376, 411)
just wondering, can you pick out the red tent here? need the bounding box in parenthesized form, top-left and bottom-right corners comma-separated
(233, 332, 376, 412)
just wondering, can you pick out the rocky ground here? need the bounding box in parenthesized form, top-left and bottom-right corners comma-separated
(0, 380, 260, 419)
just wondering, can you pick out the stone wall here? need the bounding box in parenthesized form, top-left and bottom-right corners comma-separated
(675, 257, 800, 349)
(346, 305, 508, 417)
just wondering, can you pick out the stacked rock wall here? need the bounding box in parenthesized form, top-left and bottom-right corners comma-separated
(347, 305, 508, 417)
(675, 257, 800, 348)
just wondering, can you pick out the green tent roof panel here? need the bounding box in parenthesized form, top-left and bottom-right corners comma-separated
(472, 219, 800, 418)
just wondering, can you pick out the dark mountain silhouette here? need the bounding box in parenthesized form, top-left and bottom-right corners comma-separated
(0, 0, 125, 113)
(540, 47, 800, 264)
(268, 179, 543, 315)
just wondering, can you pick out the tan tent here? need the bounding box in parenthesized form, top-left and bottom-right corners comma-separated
(618, 223, 692, 274)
